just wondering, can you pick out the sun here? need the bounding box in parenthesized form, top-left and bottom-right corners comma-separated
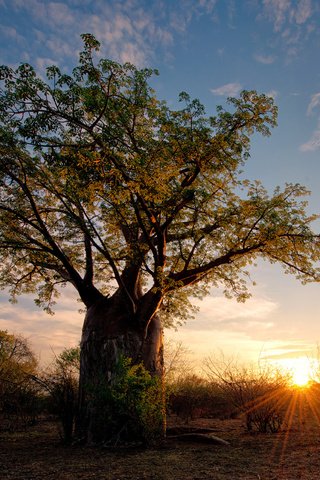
(291, 364, 310, 387)
(279, 357, 313, 388)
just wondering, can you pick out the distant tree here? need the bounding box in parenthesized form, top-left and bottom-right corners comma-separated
(0, 34, 319, 443)
(0, 330, 39, 428)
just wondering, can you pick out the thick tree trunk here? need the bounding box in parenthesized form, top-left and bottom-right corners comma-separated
(76, 292, 164, 445)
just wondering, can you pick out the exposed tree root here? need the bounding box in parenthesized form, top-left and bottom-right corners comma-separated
(166, 426, 229, 445)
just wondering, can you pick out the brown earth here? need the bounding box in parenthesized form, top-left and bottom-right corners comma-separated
(1, 401, 320, 479)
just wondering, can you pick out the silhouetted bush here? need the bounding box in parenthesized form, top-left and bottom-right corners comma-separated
(168, 374, 234, 422)
(204, 355, 290, 433)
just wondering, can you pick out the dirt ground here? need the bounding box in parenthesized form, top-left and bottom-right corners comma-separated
(1, 401, 320, 480)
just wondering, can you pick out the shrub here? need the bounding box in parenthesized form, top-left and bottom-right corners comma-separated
(86, 356, 164, 446)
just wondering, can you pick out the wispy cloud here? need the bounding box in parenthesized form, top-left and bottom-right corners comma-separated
(211, 82, 242, 96)
(260, 0, 315, 61)
(263, 0, 291, 32)
(300, 92, 320, 151)
(5, 0, 220, 68)
(254, 53, 276, 64)
(306, 92, 320, 115)
(3, 1, 166, 67)
(168, 0, 218, 37)
(300, 119, 320, 151)
(263, 0, 313, 31)
(294, 0, 313, 24)
(198, 0, 218, 13)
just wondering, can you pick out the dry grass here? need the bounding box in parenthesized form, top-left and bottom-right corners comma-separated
(1, 389, 320, 479)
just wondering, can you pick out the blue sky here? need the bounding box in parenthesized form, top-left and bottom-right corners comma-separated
(0, 0, 320, 367)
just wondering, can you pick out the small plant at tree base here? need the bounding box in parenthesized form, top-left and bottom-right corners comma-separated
(84, 356, 164, 446)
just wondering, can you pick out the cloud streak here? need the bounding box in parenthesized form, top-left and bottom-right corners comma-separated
(254, 54, 276, 64)
(211, 82, 242, 96)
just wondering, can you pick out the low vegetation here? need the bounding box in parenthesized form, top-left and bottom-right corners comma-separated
(1, 331, 316, 440)
(2, 389, 320, 480)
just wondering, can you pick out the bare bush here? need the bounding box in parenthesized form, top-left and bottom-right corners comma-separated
(204, 354, 290, 433)
(40, 347, 80, 443)
(164, 341, 212, 422)
(164, 340, 194, 384)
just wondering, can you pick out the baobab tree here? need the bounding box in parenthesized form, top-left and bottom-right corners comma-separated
(0, 34, 319, 443)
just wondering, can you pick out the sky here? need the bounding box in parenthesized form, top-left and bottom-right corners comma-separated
(0, 0, 320, 370)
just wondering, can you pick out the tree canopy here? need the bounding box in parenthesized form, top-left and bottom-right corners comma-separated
(0, 34, 319, 327)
